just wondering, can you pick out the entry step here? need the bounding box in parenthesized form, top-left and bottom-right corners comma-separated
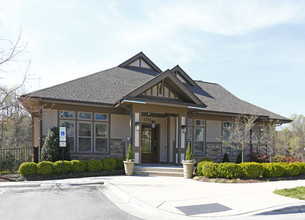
(134, 165, 184, 177)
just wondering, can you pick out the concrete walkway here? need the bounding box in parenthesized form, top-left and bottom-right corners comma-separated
(1, 176, 305, 219)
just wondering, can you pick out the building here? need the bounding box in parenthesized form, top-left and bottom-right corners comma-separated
(19, 52, 291, 164)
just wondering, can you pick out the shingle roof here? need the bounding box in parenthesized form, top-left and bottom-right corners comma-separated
(194, 81, 289, 121)
(23, 54, 290, 122)
(26, 67, 159, 105)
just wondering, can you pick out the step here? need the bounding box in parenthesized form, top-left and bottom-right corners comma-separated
(134, 165, 184, 177)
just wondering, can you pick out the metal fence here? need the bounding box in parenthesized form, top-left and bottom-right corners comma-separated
(0, 147, 33, 172)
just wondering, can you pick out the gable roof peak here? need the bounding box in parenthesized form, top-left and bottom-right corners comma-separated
(118, 51, 162, 73)
(170, 65, 199, 88)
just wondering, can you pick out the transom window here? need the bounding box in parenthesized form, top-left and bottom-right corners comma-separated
(60, 110, 75, 119)
(78, 112, 92, 120)
(95, 113, 109, 121)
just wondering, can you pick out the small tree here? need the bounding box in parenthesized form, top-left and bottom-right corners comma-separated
(222, 153, 230, 163)
(222, 115, 256, 163)
(235, 153, 242, 164)
(185, 142, 193, 161)
(126, 143, 134, 161)
(41, 127, 70, 162)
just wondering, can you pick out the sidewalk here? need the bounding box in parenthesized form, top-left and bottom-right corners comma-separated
(1, 175, 304, 219)
(100, 175, 305, 219)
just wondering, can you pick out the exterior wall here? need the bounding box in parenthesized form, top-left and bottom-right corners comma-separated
(42, 109, 58, 136)
(206, 120, 222, 143)
(110, 114, 130, 139)
(169, 117, 176, 163)
(33, 117, 40, 147)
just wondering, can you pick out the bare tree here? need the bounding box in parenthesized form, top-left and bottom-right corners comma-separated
(222, 114, 257, 162)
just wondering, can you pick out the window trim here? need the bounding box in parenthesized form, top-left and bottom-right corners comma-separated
(193, 126, 205, 155)
(94, 122, 109, 153)
(77, 121, 92, 153)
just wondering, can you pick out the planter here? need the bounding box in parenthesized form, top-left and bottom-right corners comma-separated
(183, 162, 194, 179)
(123, 161, 135, 176)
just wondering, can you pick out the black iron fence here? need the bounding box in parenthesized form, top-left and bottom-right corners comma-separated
(0, 147, 33, 172)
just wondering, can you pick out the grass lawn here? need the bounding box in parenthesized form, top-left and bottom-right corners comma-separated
(274, 186, 305, 200)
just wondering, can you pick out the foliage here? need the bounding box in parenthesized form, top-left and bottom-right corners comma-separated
(274, 187, 305, 200)
(18, 162, 37, 176)
(86, 160, 103, 172)
(294, 162, 305, 175)
(222, 153, 230, 163)
(235, 153, 242, 164)
(283, 163, 301, 176)
(41, 127, 70, 162)
(239, 162, 262, 178)
(217, 163, 242, 179)
(53, 160, 72, 174)
(196, 161, 214, 176)
(201, 162, 219, 178)
(102, 158, 116, 171)
(249, 150, 270, 163)
(185, 143, 193, 161)
(114, 158, 124, 170)
(199, 158, 214, 162)
(272, 155, 302, 163)
(126, 143, 134, 161)
(70, 160, 87, 173)
(37, 161, 54, 176)
(262, 163, 285, 178)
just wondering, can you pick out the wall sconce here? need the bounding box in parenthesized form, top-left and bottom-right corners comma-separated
(181, 125, 187, 133)
(151, 120, 156, 128)
(135, 122, 140, 131)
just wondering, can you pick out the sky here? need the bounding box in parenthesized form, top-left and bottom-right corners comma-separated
(0, 0, 304, 119)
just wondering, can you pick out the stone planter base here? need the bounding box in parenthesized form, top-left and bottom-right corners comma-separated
(123, 161, 135, 176)
(183, 162, 194, 179)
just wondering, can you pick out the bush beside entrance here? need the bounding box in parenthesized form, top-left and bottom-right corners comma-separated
(196, 161, 305, 179)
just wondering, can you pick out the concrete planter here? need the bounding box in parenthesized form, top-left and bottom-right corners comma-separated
(183, 162, 194, 179)
(123, 161, 135, 176)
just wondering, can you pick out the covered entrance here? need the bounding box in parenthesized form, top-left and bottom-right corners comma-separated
(141, 124, 159, 163)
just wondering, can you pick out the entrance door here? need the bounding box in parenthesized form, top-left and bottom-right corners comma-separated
(141, 125, 159, 163)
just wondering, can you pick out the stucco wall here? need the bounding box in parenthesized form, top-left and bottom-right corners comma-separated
(111, 114, 130, 139)
(42, 109, 58, 136)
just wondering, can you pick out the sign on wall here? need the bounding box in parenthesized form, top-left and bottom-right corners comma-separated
(59, 127, 66, 147)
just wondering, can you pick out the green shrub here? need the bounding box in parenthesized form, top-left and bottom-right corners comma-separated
(41, 127, 70, 162)
(126, 144, 134, 161)
(71, 160, 87, 173)
(240, 162, 262, 178)
(185, 143, 193, 161)
(102, 158, 116, 171)
(53, 161, 72, 174)
(86, 160, 103, 172)
(294, 162, 305, 175)
(196, 161, 213, 176)
(222, 153, 230, 163)
(201, 162, 219, 178)
(235, 153, 242, 164)
(283, 163, 301, 176)
(262, 163, 285, 178)
(19, 162, 37, 176)
(115, 158, 124, 170)
(199, 158, 214, 162)
(37, 161, 54, 176)
(217, 163, 242, 179)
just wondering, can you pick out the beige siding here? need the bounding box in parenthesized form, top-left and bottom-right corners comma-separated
(206, 120, 222, 143)
(33, 117, 40, 147)
(42, 109, 58, 136)
(111, 114, 130, 139)
(169, 117, 176, 162)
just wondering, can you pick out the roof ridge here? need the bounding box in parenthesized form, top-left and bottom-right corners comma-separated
(194, 80, 218, 85)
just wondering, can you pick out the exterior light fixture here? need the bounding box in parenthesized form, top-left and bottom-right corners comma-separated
(135, 122, 140, 131)
(151, 120, 156, 128)
(181, 125, 187, 133)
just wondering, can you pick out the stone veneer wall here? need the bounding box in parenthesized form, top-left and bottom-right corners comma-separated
(110, 139, 125, 158)
(206, 144, 222, 161)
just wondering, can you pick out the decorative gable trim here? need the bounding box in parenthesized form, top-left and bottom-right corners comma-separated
(118, 52, 162, 73)
(171, 65, 199, 88)
(119, 70, 206, 107)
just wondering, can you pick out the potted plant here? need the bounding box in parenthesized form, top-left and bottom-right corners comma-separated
(123, 143, 135, 176)
(182, 143, 195, 178)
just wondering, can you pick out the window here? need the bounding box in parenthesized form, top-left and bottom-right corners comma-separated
(60, 120, 75, 152)
(194, 127, 205, 154)
(95, 123, 108, 153)
(195, 119, 205, 126)
(78, 122, 92, 152)
(95, 113, 109, 121)
(60, 110, 75, 119)
(78, 112, 92, 120)
(222, 121, 241, 156)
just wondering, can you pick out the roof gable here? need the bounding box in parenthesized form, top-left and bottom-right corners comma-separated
(118, 52, 162, 73)
(121, 70, 206, 107)
(171, 65, 199, 88)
